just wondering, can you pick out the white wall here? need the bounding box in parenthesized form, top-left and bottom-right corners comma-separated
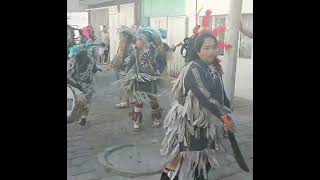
(185, 0, 196, 37)
(67, 0, 87, 12)
(67, 12, 89, 28)
(219, 56, 253, 100)
(234, 58, 253, 100)
(194, 0, 253, 15)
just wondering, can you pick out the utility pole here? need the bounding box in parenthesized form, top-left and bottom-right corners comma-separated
(223, 0, 243, 106)
(134, 0, 142, 26)
(195, 0, 198, 25)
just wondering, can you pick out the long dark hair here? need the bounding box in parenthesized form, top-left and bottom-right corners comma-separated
(181, 32, 219, 63)
(195, 32, 223, 72)
(194, 32, 218, 53)
(181, 33, 217, 63)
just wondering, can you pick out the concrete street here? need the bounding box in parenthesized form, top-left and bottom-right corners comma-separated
(67, 66, 253, 180)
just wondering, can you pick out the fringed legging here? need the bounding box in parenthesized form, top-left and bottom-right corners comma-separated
(130, 94, 162, 122)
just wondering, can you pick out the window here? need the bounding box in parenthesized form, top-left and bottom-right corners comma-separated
(201, 14, 253, 59)
(239, 14, 253, 59)
(214, 15, 226, 55)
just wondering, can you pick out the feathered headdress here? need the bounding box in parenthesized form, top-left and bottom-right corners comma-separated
(195, 9, 233, 51)
(135, 26, 168, 46)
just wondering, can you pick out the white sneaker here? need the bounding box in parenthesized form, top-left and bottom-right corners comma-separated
(115, 102, 128, 108)
(133, 122, 140, 130)
(153, 120, 161, 127)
